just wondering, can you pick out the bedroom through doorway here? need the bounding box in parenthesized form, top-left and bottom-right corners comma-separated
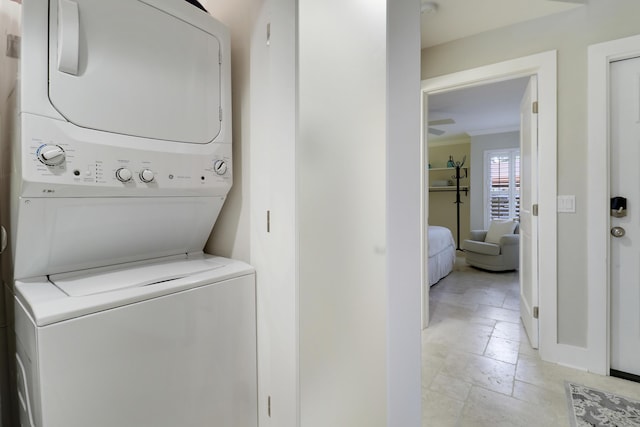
(423, 75, 531, 336)
(422, 51, 557, 356)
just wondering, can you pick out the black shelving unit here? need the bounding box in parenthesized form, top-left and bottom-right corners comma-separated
(452, 163, 467, 251)
(428, 157, 468, 250)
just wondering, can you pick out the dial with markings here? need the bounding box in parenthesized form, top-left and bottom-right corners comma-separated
(37, 144, 66, 166)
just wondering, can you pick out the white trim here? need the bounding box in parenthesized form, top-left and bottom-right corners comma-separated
(587, 34, 640, 376)
(421, 92, 429, 329)
(548, 343, 600, 371)
(421, 51, 560, 363)
(468, 125, 520, 136)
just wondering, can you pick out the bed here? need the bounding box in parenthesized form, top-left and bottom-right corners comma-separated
(427, 226, 457, 286)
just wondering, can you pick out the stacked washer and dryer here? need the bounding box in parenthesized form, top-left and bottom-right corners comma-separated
(4, 0, 257, 426)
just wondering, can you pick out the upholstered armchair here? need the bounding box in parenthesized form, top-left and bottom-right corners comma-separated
(462, 220, 519, 271)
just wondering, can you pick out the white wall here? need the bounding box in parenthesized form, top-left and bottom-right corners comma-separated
(298, 1, 421, 425)
(248, 0, 298, 425)
(298, 0, 388, 424)
(0, 2, 21, 424)
(386, 1, 422, 425)
(204, 0, 253, 263)
(469, 131, 519, 230)
(0, 1, 19, 120)
(205, 2, 302, 426)
(209, 1, 422, 425)
(422, 0, 640, 350)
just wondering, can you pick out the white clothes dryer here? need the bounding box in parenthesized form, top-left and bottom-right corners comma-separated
(14, 254, 257, 427)
(12, 0, 234, 281)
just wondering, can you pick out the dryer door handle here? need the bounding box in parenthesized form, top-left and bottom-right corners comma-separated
(58, 0, 80, 75)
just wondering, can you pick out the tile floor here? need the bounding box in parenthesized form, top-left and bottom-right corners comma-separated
(422, 255, 640, 426)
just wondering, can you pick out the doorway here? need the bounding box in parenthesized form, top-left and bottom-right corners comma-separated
(420, 51, 558, 358)
(426, 76, 536, 345)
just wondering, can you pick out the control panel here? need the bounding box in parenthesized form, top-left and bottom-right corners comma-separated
(21, 115, 232, 198)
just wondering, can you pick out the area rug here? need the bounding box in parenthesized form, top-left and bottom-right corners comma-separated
(566, 382, 640, 426)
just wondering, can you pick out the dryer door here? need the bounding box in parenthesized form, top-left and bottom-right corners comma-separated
(48, 0, 223, 144)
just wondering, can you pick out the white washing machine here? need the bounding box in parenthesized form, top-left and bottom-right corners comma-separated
(15, 254, 257, 427)
(4, 0, 257, 426)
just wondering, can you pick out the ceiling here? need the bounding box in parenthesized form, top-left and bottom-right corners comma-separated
(422, 0, 585, 143)
(421, 0, 584, 48)
(427, 77, 530, 142)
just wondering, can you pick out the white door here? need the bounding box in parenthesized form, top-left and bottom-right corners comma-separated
(48, 0, 223, 144)
(519, 76, 539, 349)
(610, 56, 640, 378)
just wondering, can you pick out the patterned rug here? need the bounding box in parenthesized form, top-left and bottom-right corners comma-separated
(566, 382, 640, 426)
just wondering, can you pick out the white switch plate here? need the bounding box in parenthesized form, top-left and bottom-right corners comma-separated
(557, 195, 576, 213)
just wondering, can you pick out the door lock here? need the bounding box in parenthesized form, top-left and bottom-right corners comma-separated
(611, 197, 627, 218)
(611, 226, 626, 238)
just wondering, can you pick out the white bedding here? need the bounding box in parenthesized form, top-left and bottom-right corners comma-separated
(427, 226, 456, 286)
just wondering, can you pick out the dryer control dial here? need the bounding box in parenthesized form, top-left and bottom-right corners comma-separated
(213, 160, 228, 175)
(115, 168, 133, 183)
(139, 169, 155, 183)
(37, 144, 66, 166)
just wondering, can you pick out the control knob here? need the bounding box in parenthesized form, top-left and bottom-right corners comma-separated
(115, 168, 133, 183)
(213, 160, 228, 176)
(139, 169, 155, 183)
(36, 144, 66, 166)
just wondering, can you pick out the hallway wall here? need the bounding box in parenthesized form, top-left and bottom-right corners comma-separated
(422, 0, 640, 350)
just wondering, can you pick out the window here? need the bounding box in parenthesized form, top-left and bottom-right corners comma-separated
(484, 149, 520, 228)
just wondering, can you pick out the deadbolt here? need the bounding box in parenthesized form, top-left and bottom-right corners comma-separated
(611, 226, 626, 238)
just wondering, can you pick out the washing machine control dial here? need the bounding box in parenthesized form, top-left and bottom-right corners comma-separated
(139, 169, 155, 183)
(115, 168, 133, 183)
(213, 160, 228, 175)
(37, 144, 66, 166)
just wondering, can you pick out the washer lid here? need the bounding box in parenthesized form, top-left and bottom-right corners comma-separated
(49, 255, 224, 297)
(16, 255, 255, 327)
(48, 0, 224, 144)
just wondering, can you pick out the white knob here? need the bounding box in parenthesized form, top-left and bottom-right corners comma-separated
(213, 160, 227, 175)
(115, 168, 133, 182)
(37, 144, 66, 166)
(139, 169, 154, 183)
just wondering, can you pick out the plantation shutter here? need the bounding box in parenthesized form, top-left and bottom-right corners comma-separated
(487, 150, 520, 225)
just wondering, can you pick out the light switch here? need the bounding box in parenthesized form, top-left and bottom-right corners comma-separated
(557, 195, 576, 213)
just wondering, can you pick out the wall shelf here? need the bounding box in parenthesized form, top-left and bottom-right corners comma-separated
(428, 166, 468, 178)
(428, 167, 456, 171)
(429, 186, 469, 196)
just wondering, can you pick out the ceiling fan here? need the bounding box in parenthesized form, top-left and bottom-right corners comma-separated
(428, 118, 455, 136)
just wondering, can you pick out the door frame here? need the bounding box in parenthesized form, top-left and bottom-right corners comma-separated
(420, 51, 558, 361)
(587, 34, 640, 375)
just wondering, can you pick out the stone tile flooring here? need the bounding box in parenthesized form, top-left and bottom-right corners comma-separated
(422, 256, 640, 426)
